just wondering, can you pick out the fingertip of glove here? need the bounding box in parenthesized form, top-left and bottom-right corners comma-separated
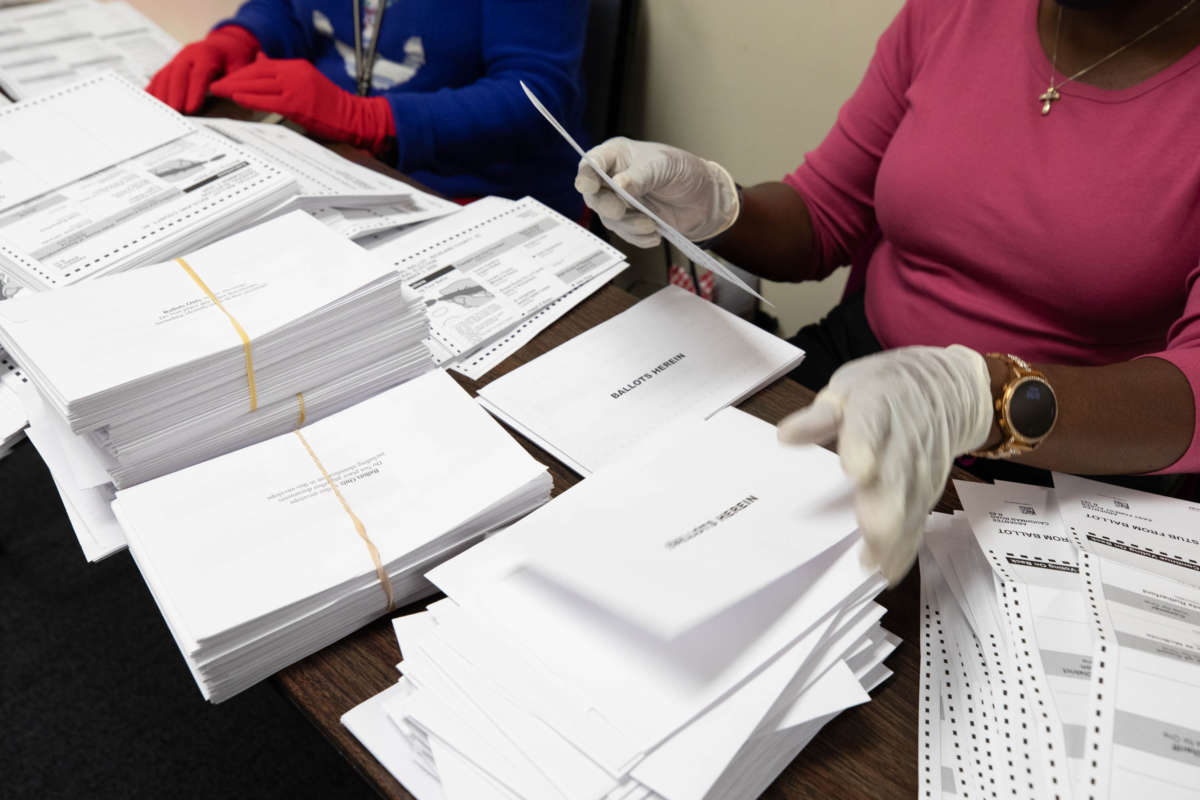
(777, 401, 840, 446)
(574, 169, 599, 196)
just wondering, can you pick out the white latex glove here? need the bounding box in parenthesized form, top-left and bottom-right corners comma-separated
(574, 137, 740, 248)
(777, 345, 994, 585)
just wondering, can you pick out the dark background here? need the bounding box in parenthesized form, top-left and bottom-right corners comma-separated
(0, 439, 376, 799)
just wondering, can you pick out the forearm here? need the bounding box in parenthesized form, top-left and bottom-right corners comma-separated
(712, 182, 822, 282)
(981, 355, 1195, 474)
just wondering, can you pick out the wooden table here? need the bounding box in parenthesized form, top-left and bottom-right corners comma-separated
(274, 283, 975, 800)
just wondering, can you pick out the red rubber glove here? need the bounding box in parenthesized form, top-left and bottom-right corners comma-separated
(209, 56, 396, 154)
(146, 26, 260, 114)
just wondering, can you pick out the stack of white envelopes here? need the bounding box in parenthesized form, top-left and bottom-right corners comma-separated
(0, 211, 434, 555)
(112, 370, 553, 702)
(919, 476, 1200, 800)
(476, 285, 804, 474)
(344, 408, 898, 800)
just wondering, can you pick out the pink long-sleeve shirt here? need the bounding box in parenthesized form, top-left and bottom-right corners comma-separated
(784, 0, 1200, 473)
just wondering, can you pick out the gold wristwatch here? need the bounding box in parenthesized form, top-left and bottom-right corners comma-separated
(967, 353, 1058, 460)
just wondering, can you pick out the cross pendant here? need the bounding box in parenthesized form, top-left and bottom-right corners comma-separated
(1039, 86, 1061, 116)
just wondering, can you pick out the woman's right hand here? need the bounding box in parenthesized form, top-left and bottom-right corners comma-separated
(574, 137, 740, 248)
(147, 26, 261, 114)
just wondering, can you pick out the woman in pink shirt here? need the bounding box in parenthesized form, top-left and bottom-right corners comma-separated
(577, 0, 1200, 583)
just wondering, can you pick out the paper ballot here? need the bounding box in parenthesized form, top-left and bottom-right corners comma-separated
(1055, 471, 1200, 588)
(370, 195, 627, 368)
(1078, 553, 1200, 798)
(201, 118, 461, 235)
(477, 285, 803, 474)
(0, 1, 180, 100)
(0, 75, 297, 293)
(924, 475, 1200, 800)
(0, 71, 191, 210)
(520, 81, 767, 304)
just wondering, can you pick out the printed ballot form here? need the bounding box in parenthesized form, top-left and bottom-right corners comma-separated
(1054, 473, 1200, 798)
(477, 285, 804, 474)
(202, 118, 461, 237)
(0, 72, 191, 210)
(0, 1, 179, 100)
(0, 74, 296, 293)
(1079, 555, 1200, 799)
(957, 480, 1092, 794)
(1055, 472, 1200, 588)
(374, 196, 626, 365)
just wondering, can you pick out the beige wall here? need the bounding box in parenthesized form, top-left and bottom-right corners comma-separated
(620, 0, 903, 334)
(124, 0, 239, 42)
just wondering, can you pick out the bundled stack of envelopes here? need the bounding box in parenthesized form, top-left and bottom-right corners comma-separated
(344, 409, 899, 800)
(111, 370, 553, 702)
(919, 475, 1200, 800)
(0, 211, 433, 556)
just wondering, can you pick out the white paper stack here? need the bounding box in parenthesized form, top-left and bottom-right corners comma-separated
(344, 408, 897, 800)
(477, 285, 805, 474)
(0, 72, 298, 294)
(202, 118, 462, 238)
(0, 0, 180, 100)
(919, 476, 1200, 800)
(0, 347, 28, 457)
(111, 370, 553, 702)
(369, 195, 629, 379)
(0, 211, 435, 557)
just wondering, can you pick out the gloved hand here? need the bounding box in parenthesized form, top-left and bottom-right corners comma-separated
(574, 137, 740, 248)
(777, 346, 994, 585)
(209, 56, 395, 154)
(146, 25, 260, 114)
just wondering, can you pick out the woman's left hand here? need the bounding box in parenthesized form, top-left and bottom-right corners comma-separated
(209, 56, 395, 154)
(777, 345, 995, 585)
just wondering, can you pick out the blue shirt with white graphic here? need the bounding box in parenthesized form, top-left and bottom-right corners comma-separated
(220, 0, 588, 217)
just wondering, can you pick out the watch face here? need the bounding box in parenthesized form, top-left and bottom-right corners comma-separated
(1008, 377, 1057, 439)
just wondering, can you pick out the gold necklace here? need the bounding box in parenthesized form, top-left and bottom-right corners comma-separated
(1039, 0, 1199, 115)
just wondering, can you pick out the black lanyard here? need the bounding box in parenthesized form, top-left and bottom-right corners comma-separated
(351, 0, 388, 96)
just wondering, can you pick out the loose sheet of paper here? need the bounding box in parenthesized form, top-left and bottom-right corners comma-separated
(520, 81, 767, 304)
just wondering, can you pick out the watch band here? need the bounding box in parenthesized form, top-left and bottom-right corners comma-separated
(967, 353, 1057, 460)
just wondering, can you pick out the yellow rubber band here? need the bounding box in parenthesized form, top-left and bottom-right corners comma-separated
(175, 257, 258, 411)
(296, 392, 306, 428)
(293, 429, 394, 611)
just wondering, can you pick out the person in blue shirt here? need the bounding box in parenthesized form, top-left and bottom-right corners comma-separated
(148, 0, 588, 218)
